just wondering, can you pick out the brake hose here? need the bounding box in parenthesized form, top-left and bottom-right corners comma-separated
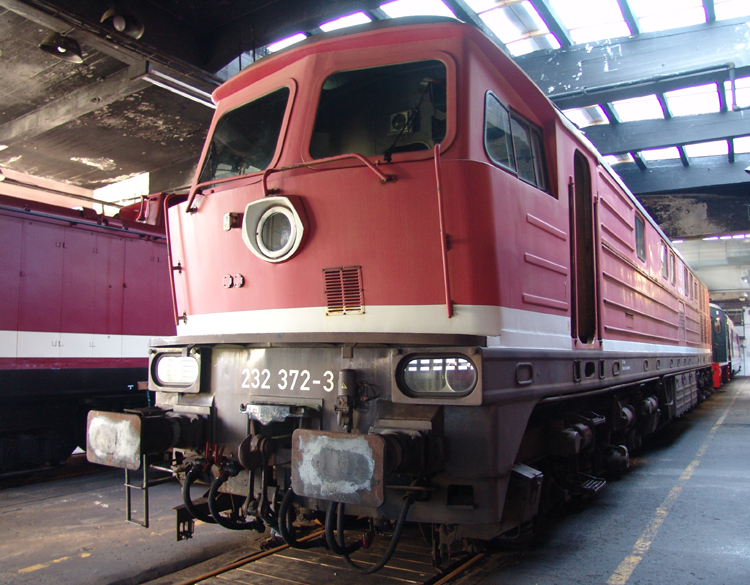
(181, 465, 216, 524)
(324, 496, 414, 574)
(277, 488, 328, 549)
(208, 474, 262, 531)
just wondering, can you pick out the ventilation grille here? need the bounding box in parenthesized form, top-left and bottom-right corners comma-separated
(324, 266, 364, 315)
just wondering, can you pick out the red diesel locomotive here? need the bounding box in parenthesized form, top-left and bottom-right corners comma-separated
(0, 194, 174, 473)
(87, 17, 713, 566)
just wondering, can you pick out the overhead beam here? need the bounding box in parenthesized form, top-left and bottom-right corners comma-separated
(583, 110, 750, 155)
(0, 66, 147, 145)
(615, 154, 750, 194)
(616, 0, 641, 35)
(529, 0, 573, 47)
(639, 192, 750, 239)
(515, 16, 750, 108)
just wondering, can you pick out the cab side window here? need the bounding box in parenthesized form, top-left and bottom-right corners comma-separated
(485, 93, 514, 171)
(485, 92, 548, 192)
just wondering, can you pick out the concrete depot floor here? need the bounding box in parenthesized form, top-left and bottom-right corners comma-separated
(0, 467, 263, 585)
(472, 376, 750, 585)
(2, 378, 749, 585)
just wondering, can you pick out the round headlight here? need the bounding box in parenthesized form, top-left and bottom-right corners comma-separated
(257, 206, 295, 258)
(400, 356, 477, 396)
(155, 355, 199, 386)
(241, 197, 306, 263)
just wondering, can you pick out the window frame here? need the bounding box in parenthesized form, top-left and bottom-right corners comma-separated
(669, 252, 676, 285)
(684, 266, 689, 297)
(635, 214, 646, 262)
(303, 52, 457, 165)
(484, 91, 549, 193)
(661, 242, 669, 280)
(195, 81, 297, 188)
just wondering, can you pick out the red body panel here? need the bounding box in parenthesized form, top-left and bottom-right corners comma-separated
(0, 195, 175, 370)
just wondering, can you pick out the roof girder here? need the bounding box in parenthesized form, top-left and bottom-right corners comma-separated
(614, 154, 750, 194)
(583, 110, 750, 155)
(515, 16, 750, 109)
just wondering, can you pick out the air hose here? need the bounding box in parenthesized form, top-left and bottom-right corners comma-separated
(324, 496, 414, 574)
(277, 488, 328, 549)
(181, 464, 216, 524)
(208, 472, 263, 531)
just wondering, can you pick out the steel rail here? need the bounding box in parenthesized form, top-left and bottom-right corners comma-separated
(172, 529, 325, 585)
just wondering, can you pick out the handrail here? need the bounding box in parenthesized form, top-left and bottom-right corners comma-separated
(261, 153, 396, 196)
(434, 143, 453, 318)
(185, 153, 396, 211)
(185, 174, 262, 212)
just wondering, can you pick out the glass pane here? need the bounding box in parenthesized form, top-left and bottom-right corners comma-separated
(310, 60, 447, 159)
(402, 356, 477, 394)
(635, 216, 645, 261)
(665, 84, 720, 117)
(611, 95, 664, 122)
(531, 128, 547, 190)
(511, 116, 535, 183)
(669, 253, 675, 284)
(549, 0, 629, 43)
(199, 87, 290, 183)
(260, 212, 292, 252)
(485, 94, 515, 170)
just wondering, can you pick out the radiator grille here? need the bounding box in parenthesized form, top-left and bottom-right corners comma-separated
(323, 266, 364, 315)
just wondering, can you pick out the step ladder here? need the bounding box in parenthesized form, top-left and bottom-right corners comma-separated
(125, 454, 175, 528)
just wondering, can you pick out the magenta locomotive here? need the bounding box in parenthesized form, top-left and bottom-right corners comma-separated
(0, 194, 174, 473)
(87, 17, 713, 566)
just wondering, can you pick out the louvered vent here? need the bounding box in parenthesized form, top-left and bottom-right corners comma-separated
(324, 266, 364, 315)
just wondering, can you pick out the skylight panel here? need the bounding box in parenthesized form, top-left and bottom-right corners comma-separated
(611, 95, 664, 122)
(562, 105, 609, 128)
(464, 0, 496, 11)
(267, 33, 307, 52)
(664, 84, 720, 117)
(548, 0, 630, 44)
(641, 147, 681, 161)
(725, 77, 750, 110)
(477, 2, 559, 57)
(506, 36, 560, 56)
(320, 12, 372, 32)
(380, 0, 455, 19)
(733, 136, 750, 154)
(628, 0, 706, 33)
(603, 153, 634, 165)
(479, 7, 524, 40)
(684, 141, 728, 158)
(715, 0, 750, 21)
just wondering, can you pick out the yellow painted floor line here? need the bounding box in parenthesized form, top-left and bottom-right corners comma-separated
(17, 552, 90, 574)
(606, 384, 743, 585)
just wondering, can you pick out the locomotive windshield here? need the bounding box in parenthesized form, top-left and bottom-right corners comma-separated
(310, 60, 447, 160)
(198, 87, 290, 183)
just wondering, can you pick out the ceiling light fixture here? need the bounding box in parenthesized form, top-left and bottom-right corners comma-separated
(101, 7, 145, 40)
(39, 32, 84, 63)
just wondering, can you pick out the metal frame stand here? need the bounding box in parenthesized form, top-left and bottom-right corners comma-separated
(125, 454, 174, 528)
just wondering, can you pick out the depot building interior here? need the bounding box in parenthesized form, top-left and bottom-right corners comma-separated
(2, 1, 750, 583)
(4, 0, 750, 333)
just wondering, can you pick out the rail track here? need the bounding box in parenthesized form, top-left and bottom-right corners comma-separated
(157, 526, 494, 585)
